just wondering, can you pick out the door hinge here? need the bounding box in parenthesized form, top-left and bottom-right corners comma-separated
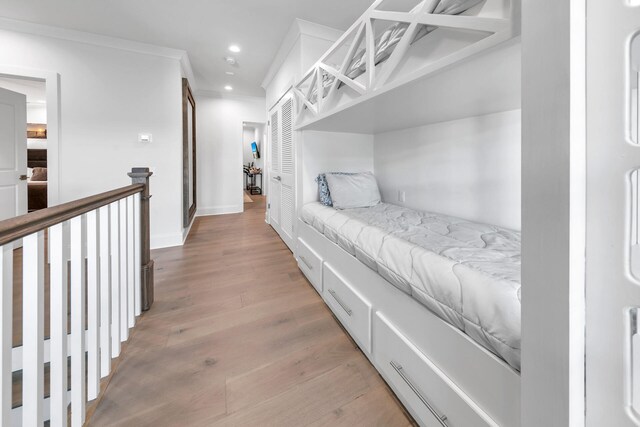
(268, 203, 270, 209)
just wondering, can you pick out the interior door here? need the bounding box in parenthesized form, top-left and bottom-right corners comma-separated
(268, 93, 296, 251)
(278, 96, 295, 250)
(0, 87, 27, 221)
(585, 1, 640, 425)
(268, 106, 282, 234)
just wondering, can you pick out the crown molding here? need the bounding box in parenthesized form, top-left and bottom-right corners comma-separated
(195, 89, 265, 103)
(0, 16, 188, 60)
(261, 18, 343, 90)
(179, 52, 197, 90)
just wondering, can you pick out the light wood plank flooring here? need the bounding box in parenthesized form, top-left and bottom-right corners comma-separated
(88, 196, 415, 426)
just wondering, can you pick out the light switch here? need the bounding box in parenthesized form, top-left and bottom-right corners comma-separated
(138, 133, 152, 143)
(398, 190, 406, 203)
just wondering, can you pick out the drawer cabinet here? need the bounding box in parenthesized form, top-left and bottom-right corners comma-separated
(297, 238, 323, 293)
(374, 313, 497, 427)
(323, 263, 372, 353)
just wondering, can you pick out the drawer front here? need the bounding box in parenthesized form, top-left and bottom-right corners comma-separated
(374, 313, 497, 427)
(323, 263, 372, 353)
(297, 238, 323, 293)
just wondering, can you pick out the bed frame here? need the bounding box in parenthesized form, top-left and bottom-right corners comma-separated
(292, 0, 520, 133)
(296, 219, 520, 426)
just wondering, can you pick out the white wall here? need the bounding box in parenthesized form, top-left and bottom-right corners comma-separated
(27, 104, 46, 123)
(242, 127, 256, 166)
(266, 38, 302, 111)
(0, 29, 185, 248)
(299, 131, 374, 206)
(263, 20, 342, 110)
(196, 93, 265, 216)
(374, 110, 521, 230)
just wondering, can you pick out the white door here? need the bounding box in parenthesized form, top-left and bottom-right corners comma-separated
(268, 93, 296, 251)
(268, 105, 281, 233)
(0, 87, 27, 221)
(585, 1, 640, 425)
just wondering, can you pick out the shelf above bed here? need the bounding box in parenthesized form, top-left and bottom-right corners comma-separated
(292, 0, 521, 134)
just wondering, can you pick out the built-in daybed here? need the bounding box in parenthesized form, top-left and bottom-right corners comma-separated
(297, 199, 520, 427)
(289, 0, 522, 426)
(301, 201, 521, 371)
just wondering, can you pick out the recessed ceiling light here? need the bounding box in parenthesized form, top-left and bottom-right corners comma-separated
(225, 71, 235, 76)
(229, 45, 241, 53)
(224, 56, 237, 65)
(224, 85, 233, 91)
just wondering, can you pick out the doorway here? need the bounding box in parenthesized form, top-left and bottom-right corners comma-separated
(0, 76, 49, 220)
(242, 121, 266, 207)
(0, 67, 60, 217)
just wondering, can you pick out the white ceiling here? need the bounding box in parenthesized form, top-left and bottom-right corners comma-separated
(0, 0, 375, 97)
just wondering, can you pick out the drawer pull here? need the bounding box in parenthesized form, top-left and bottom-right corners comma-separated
(299, 255, 313, 270)
(328, 289, 352, 316)
(390, 361, 449, 427)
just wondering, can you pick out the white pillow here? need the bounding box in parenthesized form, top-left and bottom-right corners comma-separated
(325, 172, 381, 209)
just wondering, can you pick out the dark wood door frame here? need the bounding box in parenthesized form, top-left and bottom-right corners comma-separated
(182, 78, 197, 228)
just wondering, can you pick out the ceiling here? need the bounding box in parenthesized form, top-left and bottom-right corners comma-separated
(0, 0, 375, 97)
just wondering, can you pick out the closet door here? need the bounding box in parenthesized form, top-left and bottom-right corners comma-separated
(268, 107, 281, 234)
(278, 96, 295, 250)
(267, 93, 296, 252)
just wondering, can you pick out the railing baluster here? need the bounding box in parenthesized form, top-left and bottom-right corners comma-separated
(70, 216, 86, 426)
(86, 210, 100, 401)
(99, 206, 111, 377)
(0, 244, 12, 427)
(119, 199, 128, 341)
(109, 202, 120, 357)
(22, 231, 45, 427)
(50, 223, 69, 427)
(134, 193, 141, 316)
(127, 195, 135, 328)
(0, 170, 153, 425)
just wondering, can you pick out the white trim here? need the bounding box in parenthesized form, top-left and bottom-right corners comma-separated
(182, 215, 195, 243)
(261, 18, 343, 90)
(0, 66, 61, 206)
(194, 90, 265, 103)
(150, 233, 183, 250)
(179, 53, 197, 89)
(0, 16, 187, 60)
(197, 205, 243, 217)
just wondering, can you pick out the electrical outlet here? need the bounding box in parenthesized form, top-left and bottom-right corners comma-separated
(398, 190, 406, 203)
(138, 133, 152, 143)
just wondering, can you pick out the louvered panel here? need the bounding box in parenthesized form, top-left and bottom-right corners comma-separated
(271, 111, 279, 173)
(281, 184, 294, 238)
(281, 98, 294, 174)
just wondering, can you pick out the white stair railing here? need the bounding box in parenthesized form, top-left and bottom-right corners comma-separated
(0, 167, 154, 426)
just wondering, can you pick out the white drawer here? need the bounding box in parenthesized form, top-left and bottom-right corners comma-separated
(297, 238, 323, 293)
(323, 263, 372, 353)
(374, 313, 497, 427)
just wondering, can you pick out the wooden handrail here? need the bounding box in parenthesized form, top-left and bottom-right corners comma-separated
(0, 184, 144, 246)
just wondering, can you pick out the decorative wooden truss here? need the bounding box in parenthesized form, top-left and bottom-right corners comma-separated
(292, 0, 520, 129)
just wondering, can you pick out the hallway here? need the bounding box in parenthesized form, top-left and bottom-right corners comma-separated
(88, 197, 414, 426)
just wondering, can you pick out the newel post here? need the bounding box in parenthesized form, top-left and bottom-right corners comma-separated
(128, 167, 154, 311)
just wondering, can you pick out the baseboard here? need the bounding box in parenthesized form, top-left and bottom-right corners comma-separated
(197, 204, 243, 217)
(182, 216, 195, 243)
(151, 233, 183, 250)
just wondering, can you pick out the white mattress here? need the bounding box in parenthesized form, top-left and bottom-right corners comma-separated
(301, 202, 521, 370)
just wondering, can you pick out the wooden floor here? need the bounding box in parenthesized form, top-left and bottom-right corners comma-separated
(88, 195, 415, 426)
